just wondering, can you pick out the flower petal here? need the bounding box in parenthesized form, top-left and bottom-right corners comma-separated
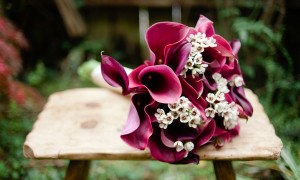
(121, 93, 154, 150)
(148, 124, 187, 163)
(230, 40, 241, 56)
(139, 65, 182, 103)
(161, 130, 175, 148)
(146, 22, 189, 64)
(164, 121, 201, 142)
(195, 119, 216, 147)
(128, 64, 147, 88)
(195, 15, 215, 37)
(172, 153, 200, 164)
(213, 127, 231, 148)
(212, 34, 235, 58)
(179, 76, 207, 114)
(230, 86, 253, 116)
(165, 41, 191, 75)
(101, 55, 130, 95)
(184, 76, 204, 97)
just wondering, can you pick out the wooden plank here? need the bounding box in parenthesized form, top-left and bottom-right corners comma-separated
(65, 160, 90, 180)
(213, 161, 236, 180)
(23, 88, 282, 160)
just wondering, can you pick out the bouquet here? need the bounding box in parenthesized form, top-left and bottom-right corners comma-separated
(100, 15, 253, 164)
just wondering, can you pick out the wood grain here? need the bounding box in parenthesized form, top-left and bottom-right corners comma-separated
(23, 88, 282, 160)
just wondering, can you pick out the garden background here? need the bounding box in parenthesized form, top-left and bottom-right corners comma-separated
(0, 0, 299, 179)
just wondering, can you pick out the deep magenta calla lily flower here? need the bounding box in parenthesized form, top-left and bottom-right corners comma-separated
(121, 93, 154, 150)
(129, 64, 182, 103)
(101, 55, 182, 104)
(101, 55, 130, 95)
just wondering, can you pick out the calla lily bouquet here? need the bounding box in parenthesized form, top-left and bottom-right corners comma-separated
(100, 15, 253, 164)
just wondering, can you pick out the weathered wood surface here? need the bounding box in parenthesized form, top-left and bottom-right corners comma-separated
(23, 88, 282, 160)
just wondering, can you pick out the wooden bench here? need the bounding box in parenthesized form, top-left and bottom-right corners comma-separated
(23, 88, 282, 180)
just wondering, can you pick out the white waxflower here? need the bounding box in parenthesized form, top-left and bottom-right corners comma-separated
(186, 34, 196, 43)
(194, 53, 203, 64)
(217, 78, 229, 93)
(177, 103, 189, 114)
(234, 76, 244, 87)
(162, 112, 174, 125)
(229, 102, 239, 112)
(174, 141, 184, 152)
(171, 111, 180, 119)
(159, 122, 168, 129)
(218, 78, 228, 87)
(180, 67, 188, 78)
(228, 80, 235, 87)
(188, 116, 201, 128)
(157, 114, 167, 123)
(168, 102, 180, 111)
(223, 118, 238, 130)
(206, 93, 216, 103)
(192, 64, 207, 77)
(190, 42, 198, 52)
(212, 73, 222, 82)
(215, 102, 225, 113)
(191, 68, 198, 79)
(190, 107, 200, 117)
(155, 108, 165, 119)
(185, 59, 194, 70)
(215, 91, 225, 101)
(197, 45, 205, 53)
(207, 37, 217, 47)
(196, 32, 206, 39)
(184, 141, 194, 152)
(178, 96, 189, 104)
(205, 107, 216, 118)
(180, 112, 191, 123)
(222, 109, 235, 121)
(199, 38, 209, 48)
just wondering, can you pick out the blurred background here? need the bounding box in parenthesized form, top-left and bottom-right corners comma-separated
(0, 0, 299, 179)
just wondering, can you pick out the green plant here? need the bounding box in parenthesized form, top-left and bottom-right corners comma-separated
(277, 147, 300, 179)
(0, 102, 31, 179)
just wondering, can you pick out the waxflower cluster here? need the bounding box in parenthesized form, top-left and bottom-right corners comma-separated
(155, 96, 203, 129)
(101, 15, 253, 164)
(154, 96, 204, 156)
(181, 32, 217, 78)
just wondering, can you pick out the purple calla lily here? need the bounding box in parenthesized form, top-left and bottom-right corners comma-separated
(195, 119, 216, 148)
(101, 55, 130, 95)
(146, 22, 190, 65)
(121, 93, 154, 150)
(148, 123, 188, 163)
(195, 15, 215, 37)
(129, 65, 182, 103)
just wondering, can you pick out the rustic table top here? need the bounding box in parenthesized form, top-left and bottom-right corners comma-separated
(23, 88, 282, 161)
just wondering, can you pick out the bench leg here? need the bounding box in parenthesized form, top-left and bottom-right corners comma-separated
(65, 160, 91, 180)
(213, 160, 236, 180)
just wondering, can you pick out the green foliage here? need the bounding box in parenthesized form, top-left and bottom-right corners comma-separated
(90, 161, 214, 179)
(0, 102, 31, 179)
(277, 147, 300, 180)
(217, 4, 300, 179)
(26, 62, 47, 86)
